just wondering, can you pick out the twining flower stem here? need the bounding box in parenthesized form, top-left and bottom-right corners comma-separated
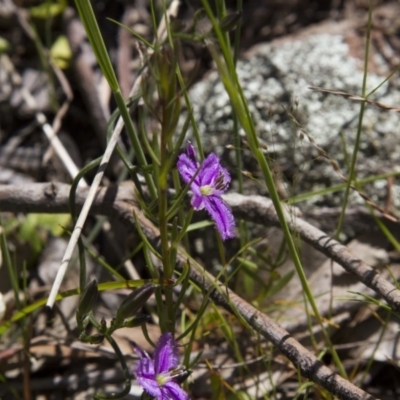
(156, 11, 182, 333)
(113, 92, 157, 199)
(158, 163, 175, 333)
(158, 102, 176, 335)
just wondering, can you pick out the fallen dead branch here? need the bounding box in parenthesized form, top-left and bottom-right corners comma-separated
(224, 193, 400, 314)
(0, 182, 390, 399)
(1, 183, 399, 313)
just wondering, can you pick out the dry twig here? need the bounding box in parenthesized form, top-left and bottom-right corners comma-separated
(309, 86, 400, 113)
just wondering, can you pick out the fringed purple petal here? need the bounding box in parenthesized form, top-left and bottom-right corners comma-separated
(134, 333, 189, 400)
(177, 153, 199, 185)
(132, 341, 150, 360)
(186, 142, 197, 162)
(138, 378, 162, 398)
(191, 193, 205, 210)
(198, 154, 220, 186)
(162, 381, 190, 400)
(136, 358, 161, 398)
(136, 357, 155, 379)
(203, 196, 235, 240)
(154, 333, 179, 374)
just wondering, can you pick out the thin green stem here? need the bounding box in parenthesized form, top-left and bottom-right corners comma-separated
(74, 0, 119, 91)
(113, 91, 157, 198)
(0, 279, 160, 335)
(287, 170, 400, 204)
(0, 220, 21, 309)
(335, 0, 373, 239)
(74, 0, 156, 198)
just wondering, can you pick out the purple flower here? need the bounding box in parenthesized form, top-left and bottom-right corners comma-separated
(177, 143, 235, 240)
(134, 333, 189, 400)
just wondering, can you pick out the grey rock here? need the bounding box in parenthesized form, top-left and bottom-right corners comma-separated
(183, 30, 400, 213)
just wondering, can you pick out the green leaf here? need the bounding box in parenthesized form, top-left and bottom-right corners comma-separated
(74, 0, 119, 91)
(19, 213, 71, 253)
(219, 11, 242, 32)
(77, 280, 98, 320)
(115, 283, 156, 322)
(50, 35, 72, 69)
(29, 0, 67, 19)
(0, 37, 10, 55)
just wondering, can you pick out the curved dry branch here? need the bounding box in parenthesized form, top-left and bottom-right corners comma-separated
(1, 183, 398, 313)
(0, 183, 385, 399)
(223, 193, 400, 314)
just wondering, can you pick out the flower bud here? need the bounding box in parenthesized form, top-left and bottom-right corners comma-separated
(77, 280, 98, 320)
(219, 11, 242, 32)
(116, 283, 155, 322)
(88, 334, 105, 345)
(122, 314, 151, 328)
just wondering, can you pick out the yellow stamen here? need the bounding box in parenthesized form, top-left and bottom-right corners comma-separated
(156, 373, 170, 386)
(200, 185, 213, 196)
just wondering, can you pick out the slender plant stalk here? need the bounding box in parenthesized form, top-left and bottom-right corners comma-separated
(201, 0, 347, 377)
(0, 221, 21, 309)
(335, 0, 373, 239)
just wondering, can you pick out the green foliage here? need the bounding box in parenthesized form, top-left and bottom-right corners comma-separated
(29, 0, 67, 19)
(50, 35, 72, 69)
(18, 213, 71, 254)
(0, 37, 10, 55)
(0, 279, 160, 335)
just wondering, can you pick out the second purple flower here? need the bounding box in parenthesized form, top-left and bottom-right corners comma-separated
(177, 143, 235, 240)
(133, 333, 189, 400)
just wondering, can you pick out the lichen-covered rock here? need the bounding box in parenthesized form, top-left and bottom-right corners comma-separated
(184, 27, 400, 213)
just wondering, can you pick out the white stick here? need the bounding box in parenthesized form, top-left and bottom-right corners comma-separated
(46, 114, 124, 307)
